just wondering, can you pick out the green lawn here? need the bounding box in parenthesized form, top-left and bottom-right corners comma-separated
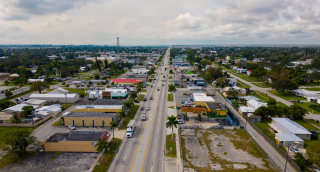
(298, 102, 320, 114)
(294, 120, 319, 131)
(151, 75, 155, 79)
(61, 103, 74, 111)
(249, 91, 269, 102)
(92, 138, 122, 172)
(169, 76, 172, 79)
(268, 90, 306, 101)
(137, 95, 145, 101)
(168, 94, 173, 101)
(142, 89, 147, 92)
(305, 88, 320, 91)
(119, 105, 139, 130)
(236, 80, 251, 88)
(65, 88, 86, 94)
(165, 133, 177, 158)
(52, 119, 64, 126)
(306, 119, 320, 129)
(0, 127, 34, 150)
(254, 120, 274, 140)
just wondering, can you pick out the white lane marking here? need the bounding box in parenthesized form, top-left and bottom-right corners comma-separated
(122, 156, 126, 165)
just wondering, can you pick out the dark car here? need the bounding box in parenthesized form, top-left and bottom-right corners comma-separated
(143, 98, 147, 101)
(311, 130, 318, 134)
(157, 89, 160, 91)
(289, 100, 297, 102)
(297, 100, 303, 103)
(162, 84, 164, 86)
(134, 100, 140, 103)
(140, 107, 144, 111)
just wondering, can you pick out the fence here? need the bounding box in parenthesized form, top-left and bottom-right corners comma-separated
(0, 114, 52, 127)
(243, 115, 301, 172)
(0, 86, 30, 101)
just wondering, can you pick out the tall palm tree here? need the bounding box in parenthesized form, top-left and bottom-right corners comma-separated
(110, 121, 118, 141)
(10, 113, 22, 123)
(130, 92, 137, 100)
(95, 137, 108, 160)
(53, 61, 62, 78)
(118, 110, 126, 119)
(166, 115, 179, 140)
(168, 84, 176, 101)
(4, 80, 9, 86)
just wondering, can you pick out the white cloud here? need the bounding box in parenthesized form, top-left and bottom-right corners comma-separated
(165, 13, 202, 29)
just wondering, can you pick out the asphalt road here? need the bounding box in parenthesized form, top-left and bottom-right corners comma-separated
(108, 48, 170, 172)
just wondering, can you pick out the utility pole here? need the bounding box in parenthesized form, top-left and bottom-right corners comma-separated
(284, 144, 291, 172)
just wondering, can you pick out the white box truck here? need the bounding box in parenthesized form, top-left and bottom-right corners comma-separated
(126, 120, 136, 138)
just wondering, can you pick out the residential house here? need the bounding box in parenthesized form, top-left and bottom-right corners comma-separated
(247, 99, 267, 110)
(227, 78, 237, 86)
(247, 70, 252, 76)
(236, 69, 247, 74)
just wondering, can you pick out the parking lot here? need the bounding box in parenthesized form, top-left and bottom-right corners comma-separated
(181, 129, 276, 172)
(0, 152, 97, 172)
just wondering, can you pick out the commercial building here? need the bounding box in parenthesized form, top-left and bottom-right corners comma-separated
(27, 79, 44, 83)
(44, 131, 110, 152)
(35, 104, 62, 116)
(205, 102, 227, 117)
(71, 105, 123, 113)
(275, 133, 304, 148)
(112, 79, 141, 85)
(29, 93, 79, 103)
(88, 88, 129, 99)
(126, 74, 149, 82)
(24, 99, 47, 106)
(269, 118, 311, 141)
(192, 93, 215, 106)
(3, 104, 38, 114)
(63, 112, 117, 127)
(92, 99, 126, 105)
(191, 78, 205, 86)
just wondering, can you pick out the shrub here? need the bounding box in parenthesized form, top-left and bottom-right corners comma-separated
(309, 104, 320, 112)
(62, 81, 65, 85)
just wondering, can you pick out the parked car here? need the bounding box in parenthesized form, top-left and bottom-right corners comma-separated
(134, 100, 140, 103)
(290, 146, 300, 154)
(157, 89, 160, 91)
(185, 102, 192, 105)
(151, 85, 153, 87)
(177, 119, 184, 124)
(68, 125, 75, 130)
(289, 100, 296, 102)
(140, 107, 144, 111)
(311, 130, 318, 134)
(162, 84, 164, 86)
(143, 98, 147, 101)
(146, 106, 150, 111)
(297, 100, 303, 103)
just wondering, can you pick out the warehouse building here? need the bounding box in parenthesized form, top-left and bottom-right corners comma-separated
(205, 102, 227, 117)
(275, 133, 304, 148)
(92, 99, 126, 105)
(71, 105, 123, 113)
(3, 104, 38, 114)
(44, 131, 110, 152)
(0, 112, 12, 123)
(24, 99, 47, 106)
(191, 93, 215, 106)
(29, 94, 79, 103)
(88, 88, 129, 99)
(269, 118, 311, 140)
(63, 112, 117, 127)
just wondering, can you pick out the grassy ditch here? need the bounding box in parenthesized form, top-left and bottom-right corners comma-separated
(137, 95, 145, 101)
(166, 133, 177, 158)
(168, 94, 173, 101)
(119, 105, 139, 130)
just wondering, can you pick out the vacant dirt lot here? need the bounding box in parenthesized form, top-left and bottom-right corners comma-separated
(181, 129, 276, 172)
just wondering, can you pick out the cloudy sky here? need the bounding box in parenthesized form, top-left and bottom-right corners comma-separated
(0, 0, 320, 45)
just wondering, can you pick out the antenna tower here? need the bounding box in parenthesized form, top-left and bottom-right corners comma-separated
(117, 37, 120, 54)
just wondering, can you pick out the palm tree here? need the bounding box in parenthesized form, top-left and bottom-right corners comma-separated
(168, 84, 176, 101)
(166, 115, 179, 140)
(110, 121, 118, 141)
(130, 92, 137, 100)
(10, 113, 22, 123)
(4, 80, 9, 86)
(53, 61, 62, 78)
(136, 83, 143, 95)
(118, 110, 126, 119)
(95, 137, 108, 160)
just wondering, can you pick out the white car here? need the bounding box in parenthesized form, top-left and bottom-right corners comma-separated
(141, 115, 146, 121)
(146, 106, 150, 111)
(290, 146, 300, 154)
(177, 119, 184, 124)
(185, 102, 192, 105)
(68, 125, 75, 130)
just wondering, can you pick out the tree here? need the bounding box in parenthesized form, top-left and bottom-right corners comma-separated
(109, 121, 118, 141)
(254, 106, 269, 120)
(267, 98, 277, 106)
(10, 113, 22, 123)
(130, 92, 137, 100)
(294, 152, 306, 170)
(199, 59, 211, 68)
(5, 90, 12, 98)
(3, 130, 38, 157)
(227, 88, 239, 99)
(4, 80, 10, 86)
(250, 69, 266, 81)
(30, 81, 49, 94)
(95, 137, 108, 160)
(21, 106, 34, 118)
(136, 83, 143, 95)
(215, 77, 230, 88)
(306, 141, 320, 167)
(272, 78, 298, 93)
(166, 115, 179, 140)
(79, 93, 85, 102)
(289, 104, 307, 120)
(168, 84, 176, 100)
(76, 84, 80, 89)
(118, 109, 126, 119)
(104, 59, 109, 69)
(95, 56, 101, 72)
(65, 84, 70, 88)
(94, 74, 100, 80)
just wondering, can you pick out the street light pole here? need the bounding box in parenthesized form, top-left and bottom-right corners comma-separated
(64, 92, 67, 110)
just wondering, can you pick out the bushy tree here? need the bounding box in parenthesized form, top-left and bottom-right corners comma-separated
(30, 81, 49, 94)
(5, 90, 12, 98)
(272, 78, 298, 93)
(94, 74, 100, 80)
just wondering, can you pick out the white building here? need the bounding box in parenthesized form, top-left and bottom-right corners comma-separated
(88, 88, 128, 99)
(247, 99, 267, 110)
(3, 104, 39, 114)
(28, 79, 45, 83)
(35, 104, 62, 116)
(132, 69, 149, 74)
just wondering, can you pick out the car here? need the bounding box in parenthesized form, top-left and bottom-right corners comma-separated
(88, 98, 93, 100)
(134, 100, 140, 103)
(68, 125, 75, 130)
(311, 130, 318, 134)
(157, 89, 160, 91)
(185, 102, 192, 105)
(143, 98, 147, 101)
(186, 81, 191, 84)
(141, 115, 146, 121)
(140, 107, 144, 111)
(177, 119, 184, 124)
(290, 146, 300, 154)
(289, 100, 297, 102)
(151, 85, 153, 87)
(146, 106, 150, 111)
(150, 97, 153, 100)
(297, 100, 303, 103)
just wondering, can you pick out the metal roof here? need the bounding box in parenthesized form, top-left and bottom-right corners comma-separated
(65, 112, 117, 118)
(275, 133, 303, 142)
(271, 118, 311, 135)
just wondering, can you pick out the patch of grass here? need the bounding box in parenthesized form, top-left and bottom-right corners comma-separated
(294, 120, 320, 131)
(148, 79, 153, 82)
(151, 75, 155, 79)
(142, 89, 147, 92)
(65, 88, 86, 94)
(168, 94, 173, 101)
(237, 80, 251, 88)
(0, 151, 38, 170)
(306, 119, 320, 129)
(305, 88, 320, 91)
(61, 103, 74, 111)
(169, 76, 172, 79)
(92, 138, 121, 172)
(50, 152, 61, 161)
(0, 90, 34, 105)
(254, 120, 274, 140)
(168, 106, 174, 109)
(137, 95, 145, 101)
(0, 127, 34, 150)
(299, 102, 320, 114)
(52, 119, 64, 126)
(183, 93, 189, 96)
(166, 133, 177, 158)
(119, 105, 139, 130)
(268, 90, 306, 101)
